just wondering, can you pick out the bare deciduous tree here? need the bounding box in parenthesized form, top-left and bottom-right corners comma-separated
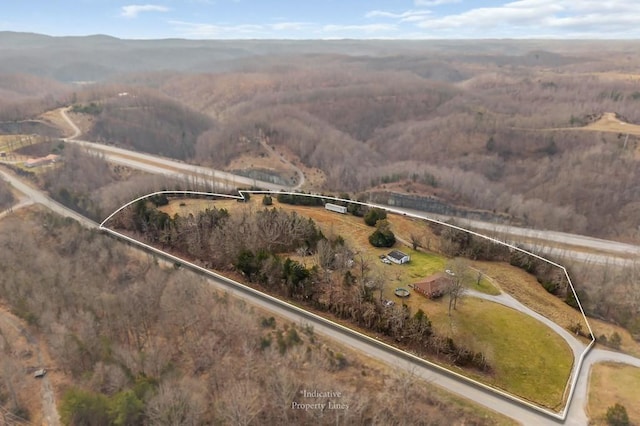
(446, 258, 471, 316)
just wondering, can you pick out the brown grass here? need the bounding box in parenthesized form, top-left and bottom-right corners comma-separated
(583, 112, 640, 136)
(40, 109, 79, 138)
(164, 198, 640, 357)
(588, 362, 640, 425)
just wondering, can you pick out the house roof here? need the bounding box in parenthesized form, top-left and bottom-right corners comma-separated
(414, 273, 453, 296)
(387, 250, 408, 261)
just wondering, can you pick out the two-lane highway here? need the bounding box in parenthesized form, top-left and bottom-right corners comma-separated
(5, 167, 640, 424)
(60, 108, 296, 192)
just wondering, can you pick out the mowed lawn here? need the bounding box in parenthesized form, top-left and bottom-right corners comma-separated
(162, 196, 572, 408)
(434, 298, 572, 410)
(385, 283, 573, 409)
(588, 362, 640, 425)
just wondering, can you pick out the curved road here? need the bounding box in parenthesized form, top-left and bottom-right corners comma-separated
(0, 174, 559, 423)
(59, 107, 640, 266)
(59, 108, 293, 192)
(4, 135, 640, 423)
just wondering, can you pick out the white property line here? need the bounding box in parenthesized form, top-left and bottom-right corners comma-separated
(100, 190, 596, 422)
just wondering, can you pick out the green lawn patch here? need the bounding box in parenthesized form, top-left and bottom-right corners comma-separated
(428, 297, 572, 410)
(403, 249, 447, 280)
(471, 276, 501, 296)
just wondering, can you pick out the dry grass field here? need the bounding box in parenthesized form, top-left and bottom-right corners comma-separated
(160, 196, 640, 358)
(588, 362, 640, 425)
(583, 112, 640, 136)
(160, 196, 576, 408)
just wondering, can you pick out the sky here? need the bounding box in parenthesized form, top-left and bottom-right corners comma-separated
(2, 0, 640, 40)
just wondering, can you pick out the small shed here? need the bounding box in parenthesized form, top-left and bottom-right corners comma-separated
(414, 273, 453, 299)
(387, 250, 410, 264)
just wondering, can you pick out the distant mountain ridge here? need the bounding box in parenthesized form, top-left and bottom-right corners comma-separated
(0, 31, 620, 83)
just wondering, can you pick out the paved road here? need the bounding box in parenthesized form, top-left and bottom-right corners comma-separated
(0, 170, 97, 228)
(60, 108, 290, 192)
(59, 107, 640, 266)
(408, 207, 639, 263)
(566, 349, 640, 425)
(4, 151, 640, 424)
(0, 173, 560, 424)
(468, 289, 586, 361)
(372, 204, 640, 266)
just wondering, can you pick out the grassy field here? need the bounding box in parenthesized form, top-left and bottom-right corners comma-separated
(584, 112, 640, 135)
(161, 196, 640, 361)
(474, 260, 640, 357)
(382, 281, 572, 410)
(433, 298, 572, 410)
(588, 362, 640, 425)
(160, 196, 575, 408)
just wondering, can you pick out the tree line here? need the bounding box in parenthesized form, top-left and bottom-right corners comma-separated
(0, 209, 501, 425)
(114, 198, 490, 372)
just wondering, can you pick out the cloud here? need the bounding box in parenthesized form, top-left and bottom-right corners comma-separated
(321, 24, 398, 34)
(414, 0, 461, 6)
(366, 0, 640, 38)
(170, 20, 266, 38)
(121, 4, 170, 19)
(270, 22, 312, 31)
(169, 1, 640, 40)
(170, 20, 398, 39)
(365, 10, 432, 22)
(417, 0, 640, 33)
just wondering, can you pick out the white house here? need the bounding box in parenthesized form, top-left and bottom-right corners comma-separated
(387, 250, 410, 264)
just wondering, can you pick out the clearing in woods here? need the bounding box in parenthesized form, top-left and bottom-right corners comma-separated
(157, 195, 575, 409)
(532, 112, 640, 136)
(582, 112, 640, 135)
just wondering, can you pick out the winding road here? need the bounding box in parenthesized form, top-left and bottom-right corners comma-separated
(1, 109, 639, 424)
(2, 173, 640, 424)
(60, 107, 640, 266)
(60, 108, 297, 192)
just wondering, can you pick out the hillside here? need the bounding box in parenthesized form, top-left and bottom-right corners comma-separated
(154, 50, 640, 240)
(82, 90, 215, 160)
(0, 207, 512, 425)
(2, 33, 640, 240)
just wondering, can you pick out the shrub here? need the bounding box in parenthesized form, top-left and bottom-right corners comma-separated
(369, 229, 396, 247)
(60, 388, 111, 426)
(605, 403, 630, 426)
(364, 208, 387, 226)
(609, 332, 622, 350)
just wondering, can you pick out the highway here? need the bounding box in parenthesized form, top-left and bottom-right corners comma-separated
(5, 169, 640, 424)
(0, 170, 97, 228)
(60, 107, 639, 267)
(60, 108, 295, 192)
(18, 107, 634, 423)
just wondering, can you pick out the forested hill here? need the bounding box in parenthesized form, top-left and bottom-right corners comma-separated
(2, 32, 640, 240)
